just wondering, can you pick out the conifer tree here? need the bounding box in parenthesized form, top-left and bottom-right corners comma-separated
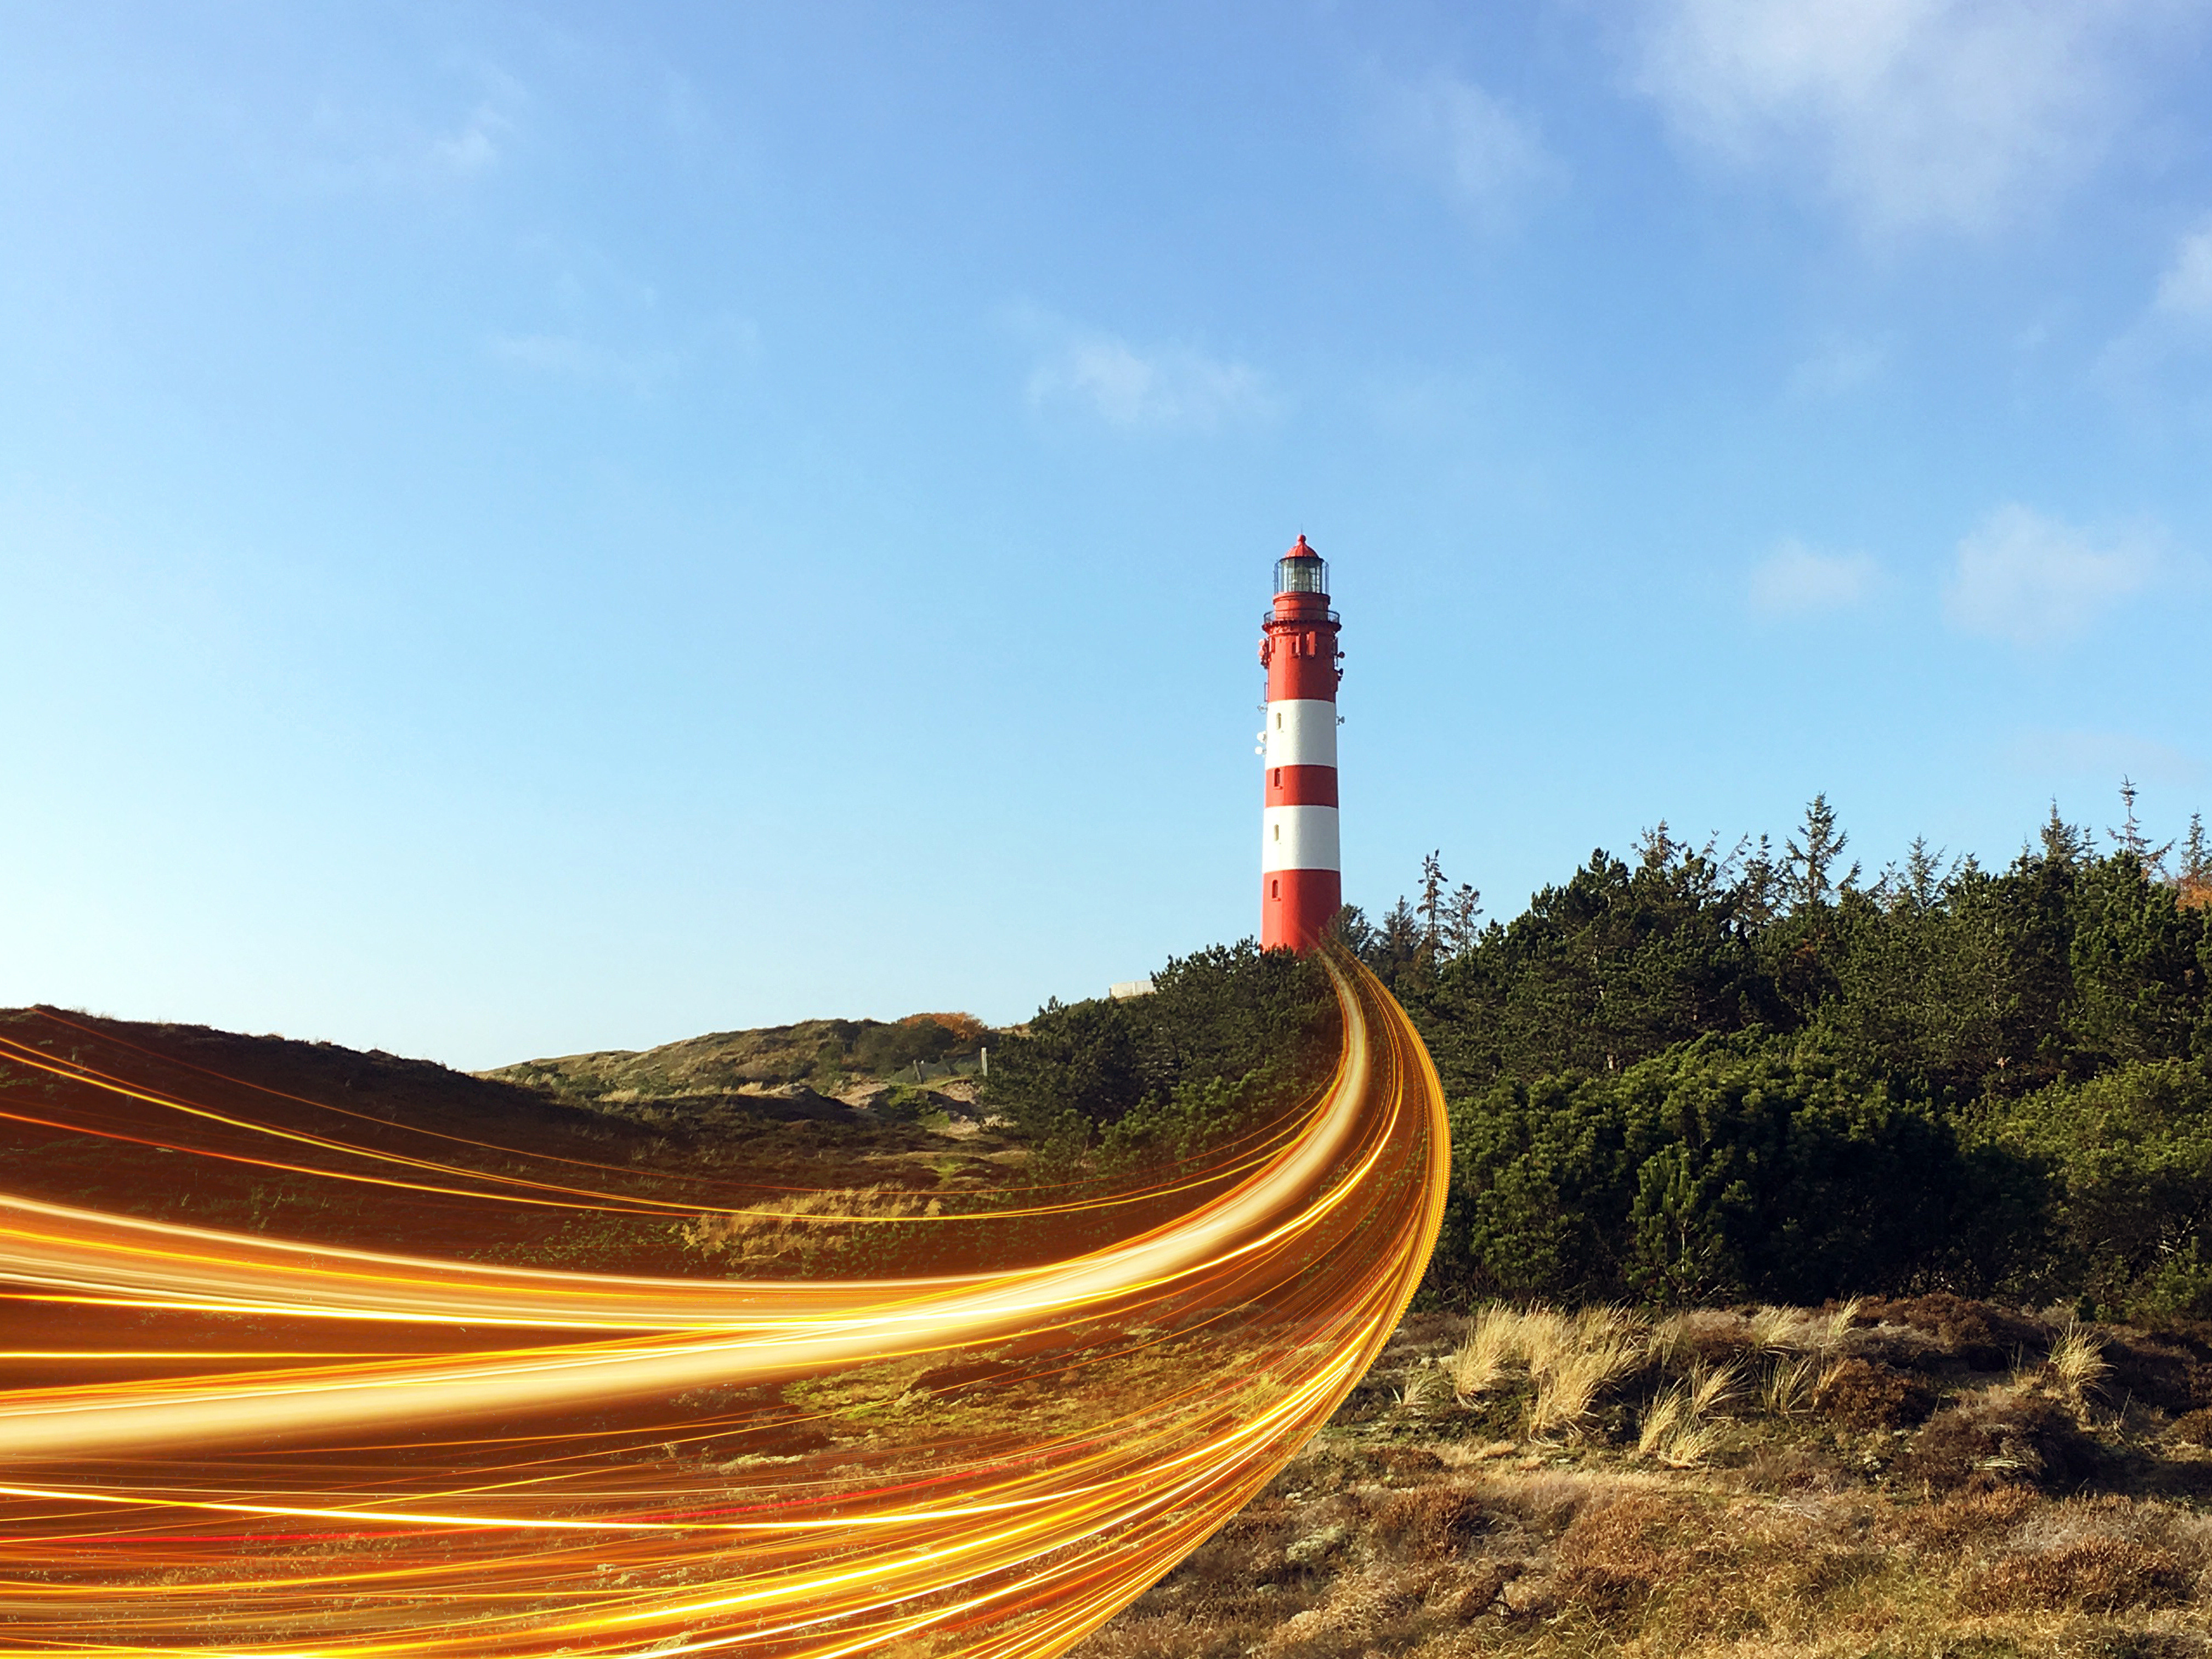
(2109, 777, 2174, 874)
(2179, 813, 2211, 910)
(1900, 835, 1946, 910)
(1445, 882, 1484, 958)
(1368, 896, 1423, 985)
(1785, 794, 1859, 910)
(1417, 851, 1448, 956)
(2040, 801, 2091, 866)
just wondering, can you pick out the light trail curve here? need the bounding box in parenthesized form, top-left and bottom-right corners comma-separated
(0, 953, 1448, 1658)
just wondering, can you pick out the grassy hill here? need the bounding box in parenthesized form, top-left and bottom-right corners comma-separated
(480, 1010, 992, 1105)
(0, 1004, 1019, 1275)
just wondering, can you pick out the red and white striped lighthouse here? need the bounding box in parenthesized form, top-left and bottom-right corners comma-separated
(1259, 535, 1342, 953)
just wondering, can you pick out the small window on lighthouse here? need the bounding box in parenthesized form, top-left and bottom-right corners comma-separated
(1271, 878, 1280, 899)
(1275, 711, 1282, 729)
(1272, 824, 1280, 841)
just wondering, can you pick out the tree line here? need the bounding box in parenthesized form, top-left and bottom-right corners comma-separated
(985, 786, 2212, 1319)
(1361, 787, 2212, 1317)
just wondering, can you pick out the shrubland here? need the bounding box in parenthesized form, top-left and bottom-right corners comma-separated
(983, 792, 2212, 1325)
(1360, 794, 2212, 1322)
(977, 940, 1337, 1163)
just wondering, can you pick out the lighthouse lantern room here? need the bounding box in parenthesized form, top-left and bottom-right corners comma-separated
(1258, 535, 1343, 953)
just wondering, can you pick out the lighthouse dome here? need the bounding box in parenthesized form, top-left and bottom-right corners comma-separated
(1275, 535, 1328, 596)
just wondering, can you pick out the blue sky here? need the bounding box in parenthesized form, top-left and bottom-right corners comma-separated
(4, 2, 2210, 1067)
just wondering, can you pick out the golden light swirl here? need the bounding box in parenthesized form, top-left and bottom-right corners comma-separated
(0, 954, 1447, 1657)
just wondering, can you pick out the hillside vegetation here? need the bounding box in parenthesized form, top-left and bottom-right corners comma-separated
(0, 1007, 1022, 1276)
(484, 1010, 989, 1103)
(1351, 795, 2212, 1322)
(976, 794, 2212, 1327)
(978, 942, 1337, 1159)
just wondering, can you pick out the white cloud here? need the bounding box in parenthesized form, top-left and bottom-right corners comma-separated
(430, 101, 512, 176)
(295, 69, 524, 194)
(2093, 220, 2212, 380)
(2155, 222, 2212, 322)
(1943, 504, 2159, 645)
(1372, 71, 1561, 223)
(488, 333, 679, 394)
(1025, 325, 1274, 432)
(1627, 0, 2173, 235)
(1750, 540, 1881, 616)
(1788, 338, 1887, 398)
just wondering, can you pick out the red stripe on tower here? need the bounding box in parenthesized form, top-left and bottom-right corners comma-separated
(1258, 535, 1342, 953)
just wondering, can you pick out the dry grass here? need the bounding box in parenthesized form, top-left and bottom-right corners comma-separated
(1446, 1300, 1890, 1449)
(676, 1186, 935, 1265)
(1740, 1298, 1863, 1357)
(1746, 1303, 1800, 1351)
(1632, 1361, 1740, 1468)
(1814, 1295, 1862, 1351)
(1962, 1534, 2191, 1615)
(1636, 1384, 1688, 1455)
(1079, 1295, 2212, 1659)
(1761, 1354, 1820, 1418)
(1635, 1383, 1717, 1467)
(1398, 1363, 1455, 1414)
(1528, 1314, 1645, 1440)
(1688, 1358, 1741, 1417)
(2049, 1321, 2112, 1409)
(1449, 1305, 1524, 1401)
(1451, 1305, 1650, 1439)
(1644, 1311, 1693, 1369)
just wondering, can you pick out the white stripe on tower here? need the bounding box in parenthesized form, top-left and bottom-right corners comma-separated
(1261, 806, 1341, 871)
(1261, 700, 1338, 769)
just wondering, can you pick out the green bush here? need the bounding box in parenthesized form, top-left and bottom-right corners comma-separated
(980, 942, 1335, 1156)
(1982, 1059, 2212, 1318)
(852, 1018, 965, 1078)
(1400, 839, 1779, 1095)
(1442, 1037, 2022, 1307)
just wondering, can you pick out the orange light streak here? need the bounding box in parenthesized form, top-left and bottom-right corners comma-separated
(0, 954, 1446, 1657)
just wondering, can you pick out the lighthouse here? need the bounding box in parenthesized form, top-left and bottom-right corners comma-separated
(1259, 535, 1342, 953)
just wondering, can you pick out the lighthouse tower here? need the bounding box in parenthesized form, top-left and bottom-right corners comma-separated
(1259, 535, 1342, 953)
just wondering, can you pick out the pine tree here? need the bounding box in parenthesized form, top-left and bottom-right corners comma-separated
(1636, 822, 1683, 871)
(1903, 836, 1947, 910)
(1727, 833, 1783, 927)
(2179, 813, 2211, 911)
(2040, 801, 2090, 866)
(2109, 777, 2174, 875)
(1324, 904, 1376, 958)
(1366, 897, 1423, 986)
(1417, 851, 1449, 956)
(1445, 882, 1484, 957)
(2114, 777, 2149, 858)
(1785, 794, 1859, 910)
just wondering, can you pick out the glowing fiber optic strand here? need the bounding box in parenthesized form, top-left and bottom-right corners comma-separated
(0, 954, 1446, 1657)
